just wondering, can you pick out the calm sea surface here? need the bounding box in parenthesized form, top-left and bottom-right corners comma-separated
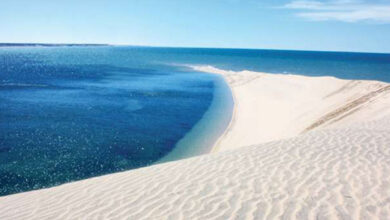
(1, 46, 389, 196)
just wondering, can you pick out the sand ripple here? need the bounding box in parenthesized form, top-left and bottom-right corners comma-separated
(1, 116, 390, 219)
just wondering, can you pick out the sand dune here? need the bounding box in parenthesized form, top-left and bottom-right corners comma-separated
(1, 116, 390, 219)
(191, 66, 390, 152)
(1, 67, 390, 219)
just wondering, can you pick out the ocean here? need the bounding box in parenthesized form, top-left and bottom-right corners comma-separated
(1, 46, 389, 196)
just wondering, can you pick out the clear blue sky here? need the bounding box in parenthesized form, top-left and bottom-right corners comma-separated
(1, 0, 390, 53)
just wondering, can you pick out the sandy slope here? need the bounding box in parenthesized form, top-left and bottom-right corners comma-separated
(1, 116, 390, 219)
(1, 68, 390, 219)
(191, 66, 390, 152)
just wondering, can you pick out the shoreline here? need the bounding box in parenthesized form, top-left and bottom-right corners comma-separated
(208, 73, 237, 153)
(157, 72, 233, 163)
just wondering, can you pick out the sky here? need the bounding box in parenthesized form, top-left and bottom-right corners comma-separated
(1, 0, 390, 53)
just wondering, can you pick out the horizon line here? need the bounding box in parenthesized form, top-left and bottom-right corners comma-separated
(1, 42, 389, 55)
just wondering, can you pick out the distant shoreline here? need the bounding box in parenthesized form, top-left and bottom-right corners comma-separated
(0, 43, 110, 47)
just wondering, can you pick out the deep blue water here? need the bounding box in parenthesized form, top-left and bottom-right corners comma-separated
(0, 46, 389, 196)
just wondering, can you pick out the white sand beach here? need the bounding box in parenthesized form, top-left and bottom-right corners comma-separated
(191, 66, 390, 152)
(1, 67, 390, 219)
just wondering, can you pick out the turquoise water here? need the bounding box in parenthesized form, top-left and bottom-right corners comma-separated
(1, 46, 389, 196)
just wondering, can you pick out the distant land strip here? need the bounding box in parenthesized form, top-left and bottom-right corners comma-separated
(0, 43, 110, 47)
